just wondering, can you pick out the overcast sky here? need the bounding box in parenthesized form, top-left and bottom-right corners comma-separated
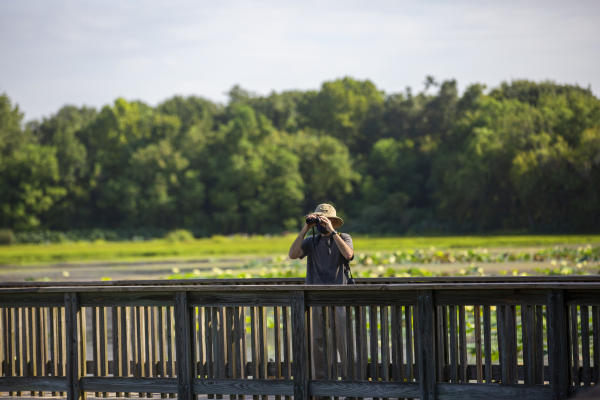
(1, 0, 599, 122)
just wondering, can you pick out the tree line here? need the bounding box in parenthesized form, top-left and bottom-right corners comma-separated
(1, 77, 599, 239)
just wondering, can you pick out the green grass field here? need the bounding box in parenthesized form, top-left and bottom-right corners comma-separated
(1, 234, 599, 266)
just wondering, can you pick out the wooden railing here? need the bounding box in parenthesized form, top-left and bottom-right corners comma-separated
(0, 277, 599, 399)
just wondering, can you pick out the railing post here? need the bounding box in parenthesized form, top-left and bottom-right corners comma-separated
(548, 290, 569, 400)
(175, 291, 193, 400)
(417, 290, 436, 400)
(291, 290, 308, 400)
(65, 293, 81, 400)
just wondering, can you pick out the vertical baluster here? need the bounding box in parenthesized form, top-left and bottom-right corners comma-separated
(500, 305, 518, 385)
(459, 306, 467, 383)
(232, 306, 241, 399)
(136, 306, 144, 397)
(0, 308, 4, 378)
(405, 305, 414, 382)
(198, 306, 205, 387)
(483, 305, 492, 383)
(151, 306, 159, 379)
(58, 306, 65, 396)
(22, 307, 30, 381)
(50, 307, 58, 393)
(167, 305, 176, 398)
(330, 305, 338, 382)
(319, 306, 330, 381)
(36, 307, 44, 394)
(113, 307, 122, 396)
(101, 306, 109, 397)
(581, 305, 591, 387)
(474, 305, 483, 383)
(79, 305, 87, 400)
(534, 305, 544, 384)
(522, 305, 534, 385)
(354, 306, 365, 380)
(449, 305, 458, 383)
(369, 305, 378, 386)
(145, 306, 153, 398)
(345, 306, 354, 381)
(50, 307, 57, 396)
(158, 306, 167, 384)
(241, 306, 247, 382)
(274, 306, 282, 400)
(29, 307, 38, 397)
(92, 307, 99, 397)
(381, 305, 389, 384)
(226, 307, 235, 399)
(206, 306, 215, 399)
(397, 305, 405, 383)
(123, 307, 131, 398)
(44, 307, 50, 379)
(571, 305, 580, 387)
(257, 306, 266, 387)
(7, 308, 16, 396)
(593, 306, 600, 386)
(15, 308, 22, 397)
(435, 306, 445, 382)
(215, 307, 224, 400)
(496, 305, 504, 382)
(283, 306, 291, 400)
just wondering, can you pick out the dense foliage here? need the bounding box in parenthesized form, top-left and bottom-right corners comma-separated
(1, 77, 599, 237)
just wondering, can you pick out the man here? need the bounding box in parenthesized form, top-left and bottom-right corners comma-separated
(288, 203, 354, 380)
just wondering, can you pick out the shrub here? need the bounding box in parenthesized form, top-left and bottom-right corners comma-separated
(0, 229, 15, 245)
(164, 229, 195, 242)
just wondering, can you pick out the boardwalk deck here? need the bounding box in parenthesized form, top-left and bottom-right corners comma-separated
(0, 277, 599, 399)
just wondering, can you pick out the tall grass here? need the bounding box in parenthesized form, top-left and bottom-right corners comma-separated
(1, 234, 599, 266)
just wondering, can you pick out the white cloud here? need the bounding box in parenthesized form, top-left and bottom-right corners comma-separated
(1, 0, 599, 121)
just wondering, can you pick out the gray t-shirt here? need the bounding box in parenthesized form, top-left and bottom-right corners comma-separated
(300, 233, 354, 284)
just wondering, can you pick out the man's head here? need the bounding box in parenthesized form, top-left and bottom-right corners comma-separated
(306, 203, 343, 229)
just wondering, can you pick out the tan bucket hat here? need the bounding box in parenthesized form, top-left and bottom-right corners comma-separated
(307, 203, 344, 229)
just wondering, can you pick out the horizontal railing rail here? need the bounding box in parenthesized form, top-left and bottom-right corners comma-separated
(0, 278, 599, 399)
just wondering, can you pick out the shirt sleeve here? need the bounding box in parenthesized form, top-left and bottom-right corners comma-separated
(299, 236, 313, 259)
(340, 233, 354, 261)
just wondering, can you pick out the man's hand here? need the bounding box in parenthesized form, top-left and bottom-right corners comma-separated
(305, 213, 318, 229)
(317, 215, 335, 233)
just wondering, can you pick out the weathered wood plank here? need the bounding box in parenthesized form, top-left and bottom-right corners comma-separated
(436, 383, 553, 400)
(306, 290, 417, 306)
(194, 379, 293, 396)
(309, 381, 420, 397)
(81, 377, 177, 393)
(436, 290, 547, 305)
(0, 376, 67, 390)
(189, 292, 292, 307)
